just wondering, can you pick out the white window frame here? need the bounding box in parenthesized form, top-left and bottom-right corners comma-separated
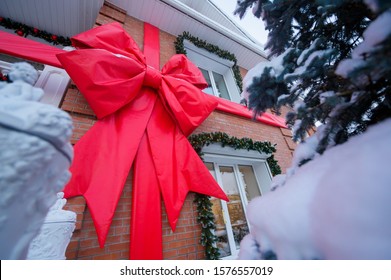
(0, 60, 70, 107)
(203, 144, 273, 259)
(184, 40, 241, 103)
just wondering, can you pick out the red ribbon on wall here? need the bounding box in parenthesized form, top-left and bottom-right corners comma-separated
(56, 22, 229, 259)
(0, 30, 63, 67)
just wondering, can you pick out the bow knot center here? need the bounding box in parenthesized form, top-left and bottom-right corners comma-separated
(144, 65, 162, 89)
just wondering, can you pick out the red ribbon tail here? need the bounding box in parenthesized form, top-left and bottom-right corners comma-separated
(130, 132, 163, 260)
(84, 196, 113, 248)
(64, 91, 157, 248)
(147, 98, 229, 232)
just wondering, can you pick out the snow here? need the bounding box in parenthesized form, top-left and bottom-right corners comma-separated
(350, 91, 364, 104)
(277, 94, 290, 103)
(241, 49, 291, 102)
(290, 134, 319, 170)
(251, 0, 260, 17)
(238, 118, 391, 259)
(284, 131, 320, 179)
(291, 119, 302, 140)
(296, 39, 320, 65)
(335, 59, 366, 79)
(284, 49, 334, 80)
(319, 91, 335, 104)
(364, 0, 380, 13)
(353, 10, 391, 58)
(238, 234, 262, 260)
(329, 102, 351, 118)
(235, 0, 391, 260)
(293, 99, 305, 112)
(336, 10, 391, 80)
(352, 10, 391, 58)
(270, 174, 286, 190)
(62, 46, 76, 52)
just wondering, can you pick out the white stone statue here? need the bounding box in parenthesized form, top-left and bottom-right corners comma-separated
(0, 62, 74, 259)
(27, 192, 76, 260)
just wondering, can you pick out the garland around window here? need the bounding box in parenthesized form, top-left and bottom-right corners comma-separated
(175, 31, 243, 92)
(189, 132, 281, 259)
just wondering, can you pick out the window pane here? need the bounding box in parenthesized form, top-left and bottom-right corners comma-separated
(212, 72, 230, 100)
(220, 166, 249, 250)
(205, 162, 231, 257)
(199, 68, 214, 95)
(239, 165, 261, 202)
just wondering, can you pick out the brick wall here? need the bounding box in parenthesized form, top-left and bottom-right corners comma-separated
(63, 1, 294, 260)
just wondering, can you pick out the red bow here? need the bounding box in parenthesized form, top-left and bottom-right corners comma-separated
(57, 22, 228, 259)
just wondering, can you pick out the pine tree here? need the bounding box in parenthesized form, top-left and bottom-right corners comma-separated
(236, 0, 391, 162)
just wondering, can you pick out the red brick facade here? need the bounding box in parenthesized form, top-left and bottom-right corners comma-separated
(63, 2, 295, 260)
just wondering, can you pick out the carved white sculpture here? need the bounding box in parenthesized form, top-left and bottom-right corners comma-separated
(0, 62, 74, 259)
(27, 192, 76, 259)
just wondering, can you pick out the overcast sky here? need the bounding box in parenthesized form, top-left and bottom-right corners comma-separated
(211, 0, 269, 45)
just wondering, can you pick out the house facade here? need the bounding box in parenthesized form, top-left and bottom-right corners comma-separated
(0, 0, 296, 260)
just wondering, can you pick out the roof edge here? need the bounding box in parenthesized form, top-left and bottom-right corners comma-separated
(162, 0, 268, 60)
(207, 0, 263, 46)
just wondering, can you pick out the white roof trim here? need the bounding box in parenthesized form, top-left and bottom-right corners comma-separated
(207, 0, 262, 45)
(163, 0, 267, 59)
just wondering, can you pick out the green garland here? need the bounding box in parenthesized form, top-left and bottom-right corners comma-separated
(193, 193, 219, 259)
(0, 16, 71, 46)
(175, 31, 243, 92)
(189, 132, 281, 259)
(189, 132, 281, 176)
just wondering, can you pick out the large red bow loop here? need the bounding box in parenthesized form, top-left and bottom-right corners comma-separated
(58, 22, 228, 259)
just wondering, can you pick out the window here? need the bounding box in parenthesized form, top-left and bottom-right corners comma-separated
(199, 67, 231, 100)
(184, 40, 241, 103)
(202, 144, 273, 259)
